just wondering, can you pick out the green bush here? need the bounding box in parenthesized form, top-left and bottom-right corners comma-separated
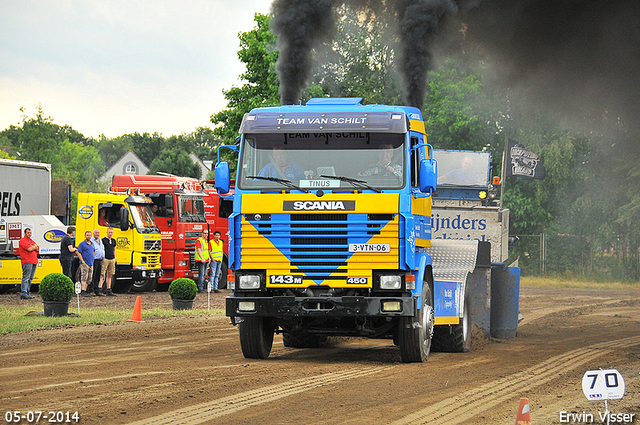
(168, 278, 198, 300)
(39, 273, 74, 302)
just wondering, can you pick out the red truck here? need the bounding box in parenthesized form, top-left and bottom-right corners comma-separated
(111, 174, 230, 291)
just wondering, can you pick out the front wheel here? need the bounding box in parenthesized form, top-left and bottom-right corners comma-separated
(398, 280, 434, 363)
(239, 317, 275, 359)
(131, 278, 158, 293)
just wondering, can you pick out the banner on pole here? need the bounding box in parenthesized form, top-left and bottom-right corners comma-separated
(505, 137, 546, 179)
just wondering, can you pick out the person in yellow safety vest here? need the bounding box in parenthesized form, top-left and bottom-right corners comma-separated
(208, 230, 224, 293)
(195, 229, 210, 293)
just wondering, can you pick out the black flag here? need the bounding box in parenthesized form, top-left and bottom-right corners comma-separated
(504, 137, 546, 179)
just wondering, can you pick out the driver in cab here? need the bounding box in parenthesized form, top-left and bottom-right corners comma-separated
(358, 144, 402, 178)
(258, 147, 305, 181)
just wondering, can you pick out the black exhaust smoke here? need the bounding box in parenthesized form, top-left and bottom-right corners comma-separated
(270, 0, 463, 108)
(270, 0, 337, 105)
(394, 0, 458, 108)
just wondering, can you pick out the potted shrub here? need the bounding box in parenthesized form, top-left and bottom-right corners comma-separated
(40, 273, 74, 317)
(168, 278, 197, 310)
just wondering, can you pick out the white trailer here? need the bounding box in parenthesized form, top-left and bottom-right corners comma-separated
(0, 158, 51, 217)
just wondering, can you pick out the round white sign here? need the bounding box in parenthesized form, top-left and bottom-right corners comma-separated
(582, 369, 625, 401)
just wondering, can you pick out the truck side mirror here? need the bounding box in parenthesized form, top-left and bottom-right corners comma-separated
(164, 193, 173, 208)
(215, 161, 230, 194)
(120, 207, 129, 231)
(419, 159, 437, 195)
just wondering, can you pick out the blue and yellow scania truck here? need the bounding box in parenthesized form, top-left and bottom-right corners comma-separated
(215, 98, 517, 362)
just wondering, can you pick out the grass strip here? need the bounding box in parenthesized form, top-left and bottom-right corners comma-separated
(0, 305, 224, 335)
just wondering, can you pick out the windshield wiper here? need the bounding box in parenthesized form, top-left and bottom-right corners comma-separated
(320, 175, 381, 193)
(247, 175, 309, 193)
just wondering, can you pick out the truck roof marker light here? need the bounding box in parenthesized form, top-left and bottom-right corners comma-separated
(391, 114, 402, 120)
(479, 191, 487, 200)
(247, 115, 256, 121)
(493, 176, 501, 186)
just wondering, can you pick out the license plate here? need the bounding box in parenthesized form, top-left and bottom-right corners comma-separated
(348, 243, 391, 253)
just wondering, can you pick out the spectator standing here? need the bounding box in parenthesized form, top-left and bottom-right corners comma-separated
(76, 230, 95, 297)
(18, 227, 39, 299)
(59, 226, 77, 279)
(90, 229, 105, 296)
(100, 227, 117, 296)
(195, 229, 210, 293)
(209, 231, 224, 293)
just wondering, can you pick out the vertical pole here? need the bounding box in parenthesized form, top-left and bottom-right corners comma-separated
(500, 137, 508, 207)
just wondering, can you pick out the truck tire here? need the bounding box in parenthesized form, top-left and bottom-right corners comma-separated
(219, 259, 228, 290)
(239, 317, 275, 359)
(131, 279, 158, 293)
(0, 285, 15, 294)
(433, 284, 471, 353)
(398, 280, 434, 363)
(112, 279, 133, 293)
(282, 333, 327, 348)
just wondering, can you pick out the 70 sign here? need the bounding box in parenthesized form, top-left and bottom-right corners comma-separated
(582, 369, 625, 401)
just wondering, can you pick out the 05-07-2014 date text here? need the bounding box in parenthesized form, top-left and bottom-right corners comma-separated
(4, 411, 79, 423)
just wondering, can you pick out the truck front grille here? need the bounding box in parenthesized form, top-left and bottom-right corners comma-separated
(184, 231, 201, 250)
(144, 240, 162, 251)
(242, 213, 398, 282)
(146, 253, 161, 268)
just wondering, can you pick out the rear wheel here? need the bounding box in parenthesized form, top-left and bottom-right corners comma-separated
(218, 259, 228, 290)
(239, 317, 275, 359)
(433, 284, 471, 353)
(398, 280, 434, 363)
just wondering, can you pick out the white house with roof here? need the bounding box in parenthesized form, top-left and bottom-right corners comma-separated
(98, 151, 149, 184)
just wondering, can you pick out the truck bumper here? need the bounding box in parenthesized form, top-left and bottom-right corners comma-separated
(226, 295, 415, 318)
(131, 269, 163, 280)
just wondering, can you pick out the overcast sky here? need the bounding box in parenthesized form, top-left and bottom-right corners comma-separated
(0, 0, 271, 139)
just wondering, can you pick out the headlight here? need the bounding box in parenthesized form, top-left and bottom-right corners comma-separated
(238, 301, 256, 312)
(380, 275, 401, 290)
(382, 301, 402, 312)
(178, 260, 188, 267)
(238, 275, 261, 290)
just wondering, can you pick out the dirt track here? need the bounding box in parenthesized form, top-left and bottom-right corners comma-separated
(1, 286, 639, 425)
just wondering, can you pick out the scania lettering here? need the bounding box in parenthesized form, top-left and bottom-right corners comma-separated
(214, 98, 520, 362)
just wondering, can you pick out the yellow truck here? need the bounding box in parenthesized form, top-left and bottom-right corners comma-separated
(74, 192, 162, 292)
(0, 192, 162, 293)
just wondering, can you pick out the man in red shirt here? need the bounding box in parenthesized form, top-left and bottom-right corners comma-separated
(18, 227, 39, 299)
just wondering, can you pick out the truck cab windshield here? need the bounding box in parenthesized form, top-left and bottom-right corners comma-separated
(129, 205, 159, 233)
(238, 132, 405, 191)
(178, 195, 206, 222)
(434, 150, 491, 187)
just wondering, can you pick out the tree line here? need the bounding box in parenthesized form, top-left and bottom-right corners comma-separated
(3, 8, 639, 281)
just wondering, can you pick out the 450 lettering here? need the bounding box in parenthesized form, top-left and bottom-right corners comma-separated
(347, 277, 368, 284)
(270, 275, 303, 284)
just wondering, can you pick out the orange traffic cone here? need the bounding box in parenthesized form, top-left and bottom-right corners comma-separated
(127, 296, 144, 322)
(515, 397, 531, 425)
